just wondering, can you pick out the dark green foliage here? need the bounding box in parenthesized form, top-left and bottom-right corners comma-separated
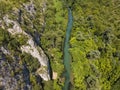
(86, 50, 100, 60)
(111, 78, 120, 90)
(21, 53, 40, 72)
(30, 74, 43, 90)
(0, 28, 7, 45)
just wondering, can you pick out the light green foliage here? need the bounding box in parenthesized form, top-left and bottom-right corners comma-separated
(70, 0, 120, 89)
(53, 80, 62, 90)
(30, 74, 42, 90)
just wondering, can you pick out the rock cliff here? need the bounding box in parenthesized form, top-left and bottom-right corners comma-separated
(0, 1, 50, 90)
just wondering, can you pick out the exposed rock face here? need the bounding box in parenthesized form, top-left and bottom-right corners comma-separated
(0, 56, 31, 90)
(21, 38, 48, 66)
(0, 1, 51, 90)
(3, 15, 50, 81)
(3, 15, 26, 35)
(24, 1, 36, 16)
(21, 38, 50, 81)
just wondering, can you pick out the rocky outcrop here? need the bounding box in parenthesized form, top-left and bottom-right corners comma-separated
(3, 14, 50, 81)
(0, 55, 31, 90)
(1, 47, 10, 55)
(21, 38, 50, 81)
(23, 1, 36, 16)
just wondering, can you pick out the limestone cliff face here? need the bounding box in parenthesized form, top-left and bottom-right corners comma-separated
(0, 1, 50, 89)
(3, 15, 50, 81)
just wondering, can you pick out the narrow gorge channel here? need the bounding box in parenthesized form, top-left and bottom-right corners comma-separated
(63, 8, 73, 90)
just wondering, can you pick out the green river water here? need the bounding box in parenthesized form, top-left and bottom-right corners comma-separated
(63, 8, 73, 90)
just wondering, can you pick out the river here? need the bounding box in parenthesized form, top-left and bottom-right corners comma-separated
(63, 8, 73, 90)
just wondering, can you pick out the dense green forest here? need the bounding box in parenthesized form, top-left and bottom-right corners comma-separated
(70, 0, 120, 90)
(0, 0, 120, 90)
